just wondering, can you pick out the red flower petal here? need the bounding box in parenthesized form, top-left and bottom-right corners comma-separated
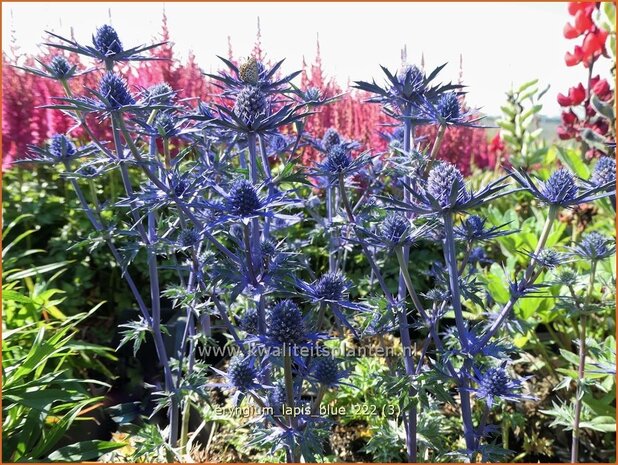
(557, 93, 573, 106)
(561, 110, 578, 125)
(592, 78, 610, 97)
(574, 9, 593, 33)
(563, 22, 581, 39)
(569, 83, 586, 105)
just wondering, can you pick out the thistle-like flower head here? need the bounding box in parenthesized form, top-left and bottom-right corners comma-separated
(469, 247, 489, 267)
(269, 134, 288, 154)
(227, 355, 258, 392)
(552, 268, 579, 287)
(266, 300, 305, 345)
(49, 134, 77, 160)
(380, 213, 411, 247)
(99, 72, 135, 109)
(304, 86, 322, 102)
(233, 85, 268, 127)
(323, 144, 352, 175)
(427, 161, 470, 209)
(239, 307, 259, 334)
(313, 356, 343, 387)
(477, 367, 510, 399)
(238, 56, 261, 85)
(313, 272, 348, 301)
(226, 179, 263, 217)
(143, 82, 175, 105)
(436, 92, 461, 121)
(590, 156, 616, 187)
(49, 55, 72, 79)
(322, 128, 341, 152)
(533, 249, 564, 269)
(511, 167, 611, 207)
(154, 112, 179, 138)
(93, 25, 123, 56)
(571, 232, 615, 262)
(540, 169, 579, 205)
(396, 64, 426, 98)
(471, 365, 530, 408)
(178, 229, 200, 247)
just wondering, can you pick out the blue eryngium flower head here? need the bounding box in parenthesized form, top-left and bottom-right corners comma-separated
(436, 92, 460, 120)
(312, 356, 345, 387)
(226, 179, 263, 217)
(303, 87, 322, 102)
(541, 169, 578, 204)
(323, 144, 352, 174)
(49, 134, 77, 160)
(269, 381, 287, 408)
(322, 128, 341, 152)
(226, 354, 258, 392)
(93, 25, 123, 56)
(571, 232, 616, 262)
(455, 215, 512, 242)
(266, 300, 305, 345)
(99, 72, 135, 109)
(313, 145, 374, 185)
(23, 134, 97, 165)
(470, 366, 531, 408)
(178, 229, 200, 248)
(13, 54, 83, 81)
(510, 167, 613, 207)
(313, 272, 348, 301)
(45, 26, 164, 65)
(427, 161, 470, 209)
(395, 65, 427, 101)
(233, 85, 268, 127)
(143, 82, 175, 106)
(380, 213, 411, 247)
(590, 156, 616, 187)
(269, 134, 288, 154)
(153, 112, 181, 138)
(49, 55, 72, 79)
(533, 249, 564, 269)
(239, 307, 259, 334)
(468, 247, 490, 268)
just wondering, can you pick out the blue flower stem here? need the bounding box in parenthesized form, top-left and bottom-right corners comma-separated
(247, 132, 261, 270)
(243, 223, 258, 286)
(258, 135, 274, 239)
(311, 385, 327, 415)
(396, 259, 458, 379)
(327, 185, 337, 272)
(62, 164, 151, 324)
(571, 260, 597, 463)
(475, 403, 490, 451)
(459, 359, 477, 455)
(112, 113, 179, 446)
(442, 213, 470, 348)
(442, 214, 476, 452)
(337, 175, 393, 302)
(284, 347, 299, 462)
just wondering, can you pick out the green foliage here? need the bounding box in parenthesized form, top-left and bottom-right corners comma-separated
(497, 79, 549, 168)
(2, 216, 122, 462)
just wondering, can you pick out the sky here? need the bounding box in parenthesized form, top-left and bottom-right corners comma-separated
(2, 2, 606, 116)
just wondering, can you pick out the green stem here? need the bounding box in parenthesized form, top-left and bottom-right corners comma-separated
(424, 124, 446, 176)
(571, 261, 597, 463)
(180, 398, 191, 456)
